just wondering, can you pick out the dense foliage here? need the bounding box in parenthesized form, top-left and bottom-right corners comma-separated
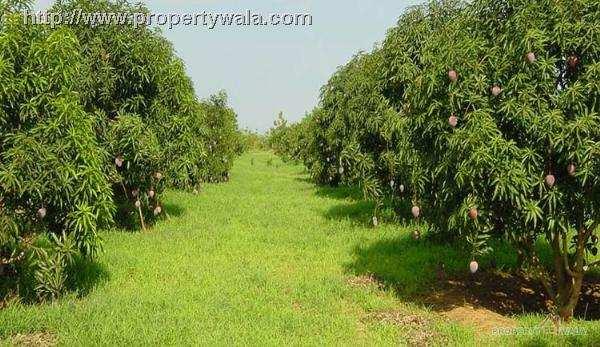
(1, 0, 240, 299)
(281, 0, 600, 321)
(267, 112, 310, 163)
(237, 129, 266, 153)
(199, 92, 240, 183)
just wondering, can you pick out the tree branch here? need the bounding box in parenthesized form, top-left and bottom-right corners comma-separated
(583, 221, 598, 240)
(510, 232, 557, 300)
(531, 255, 557, 300)
(561, 232, 575, 277)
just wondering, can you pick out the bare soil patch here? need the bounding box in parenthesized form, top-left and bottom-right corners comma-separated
(350, 270, 599, 335)
(7, 332, 56, 347)
(420, 270, 600, 328)
(363, 309, 442, 346)
(346, 274, 383, 289)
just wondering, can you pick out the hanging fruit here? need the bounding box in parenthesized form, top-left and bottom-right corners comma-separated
(567, 164, 576, 177)
(491, 85, 502, 97)
(525, 52, 536, 63)
(154, 206, 162, 216)
(448, 114, 458, 128)
(134, 200, 141, 208)
(399, 184, 405, 193)
(37, 207, 47, 220)
(115, 156, 124, 168)
(470, 260, 479, 274)
(412, 206, 421, 218)
(568, 55, 579, 69)
(448, 69, 458, 83)
(545, 174, 556, 188)
(372, 216, 379, 227)
(131, 189, 139, 197)
(148, 189, 155, 199)
(468, 208, 478, 220)
(154, 172, 163, 180)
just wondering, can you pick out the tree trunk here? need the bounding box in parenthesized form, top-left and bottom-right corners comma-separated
(552, 229, 587, 323)
(556, 272, 583, 322)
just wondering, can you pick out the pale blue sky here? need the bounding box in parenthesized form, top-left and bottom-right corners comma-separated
(35, 0, 419, 132)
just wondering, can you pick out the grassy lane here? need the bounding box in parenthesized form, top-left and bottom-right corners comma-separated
(0, 151, 598, 346)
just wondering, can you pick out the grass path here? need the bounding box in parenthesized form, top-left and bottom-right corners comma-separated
(0, 151, 598, 346)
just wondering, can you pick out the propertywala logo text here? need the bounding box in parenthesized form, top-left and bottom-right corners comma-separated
(22, 9, 313, 30)
(492, 326, 588, 336)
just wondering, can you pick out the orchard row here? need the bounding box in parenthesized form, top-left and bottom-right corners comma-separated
(270, 0, 600, 322)
(0, 0, 240, 299)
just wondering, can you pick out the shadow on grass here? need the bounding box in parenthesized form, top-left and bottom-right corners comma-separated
(1, 257, 109, 305)
(163, 202, 186, 219)
(293, 174, 364, 200)
(315, 184, 364, 201)
(114, 201, 186, 231)
(67, 257, 110, 298)
(317, 185, 414, 227)
(324, 200, 376, 226)
(344, 235, 469, 296)
(309, 182, 378, 227)
(345, 235, 600, 321)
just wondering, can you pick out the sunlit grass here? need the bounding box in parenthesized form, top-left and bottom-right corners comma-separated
(0, 151, 598, 346)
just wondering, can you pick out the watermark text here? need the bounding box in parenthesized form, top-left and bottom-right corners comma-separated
(23, 10, 313, 29)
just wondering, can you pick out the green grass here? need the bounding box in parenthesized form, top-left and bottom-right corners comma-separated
(1, 151, 598, 346)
